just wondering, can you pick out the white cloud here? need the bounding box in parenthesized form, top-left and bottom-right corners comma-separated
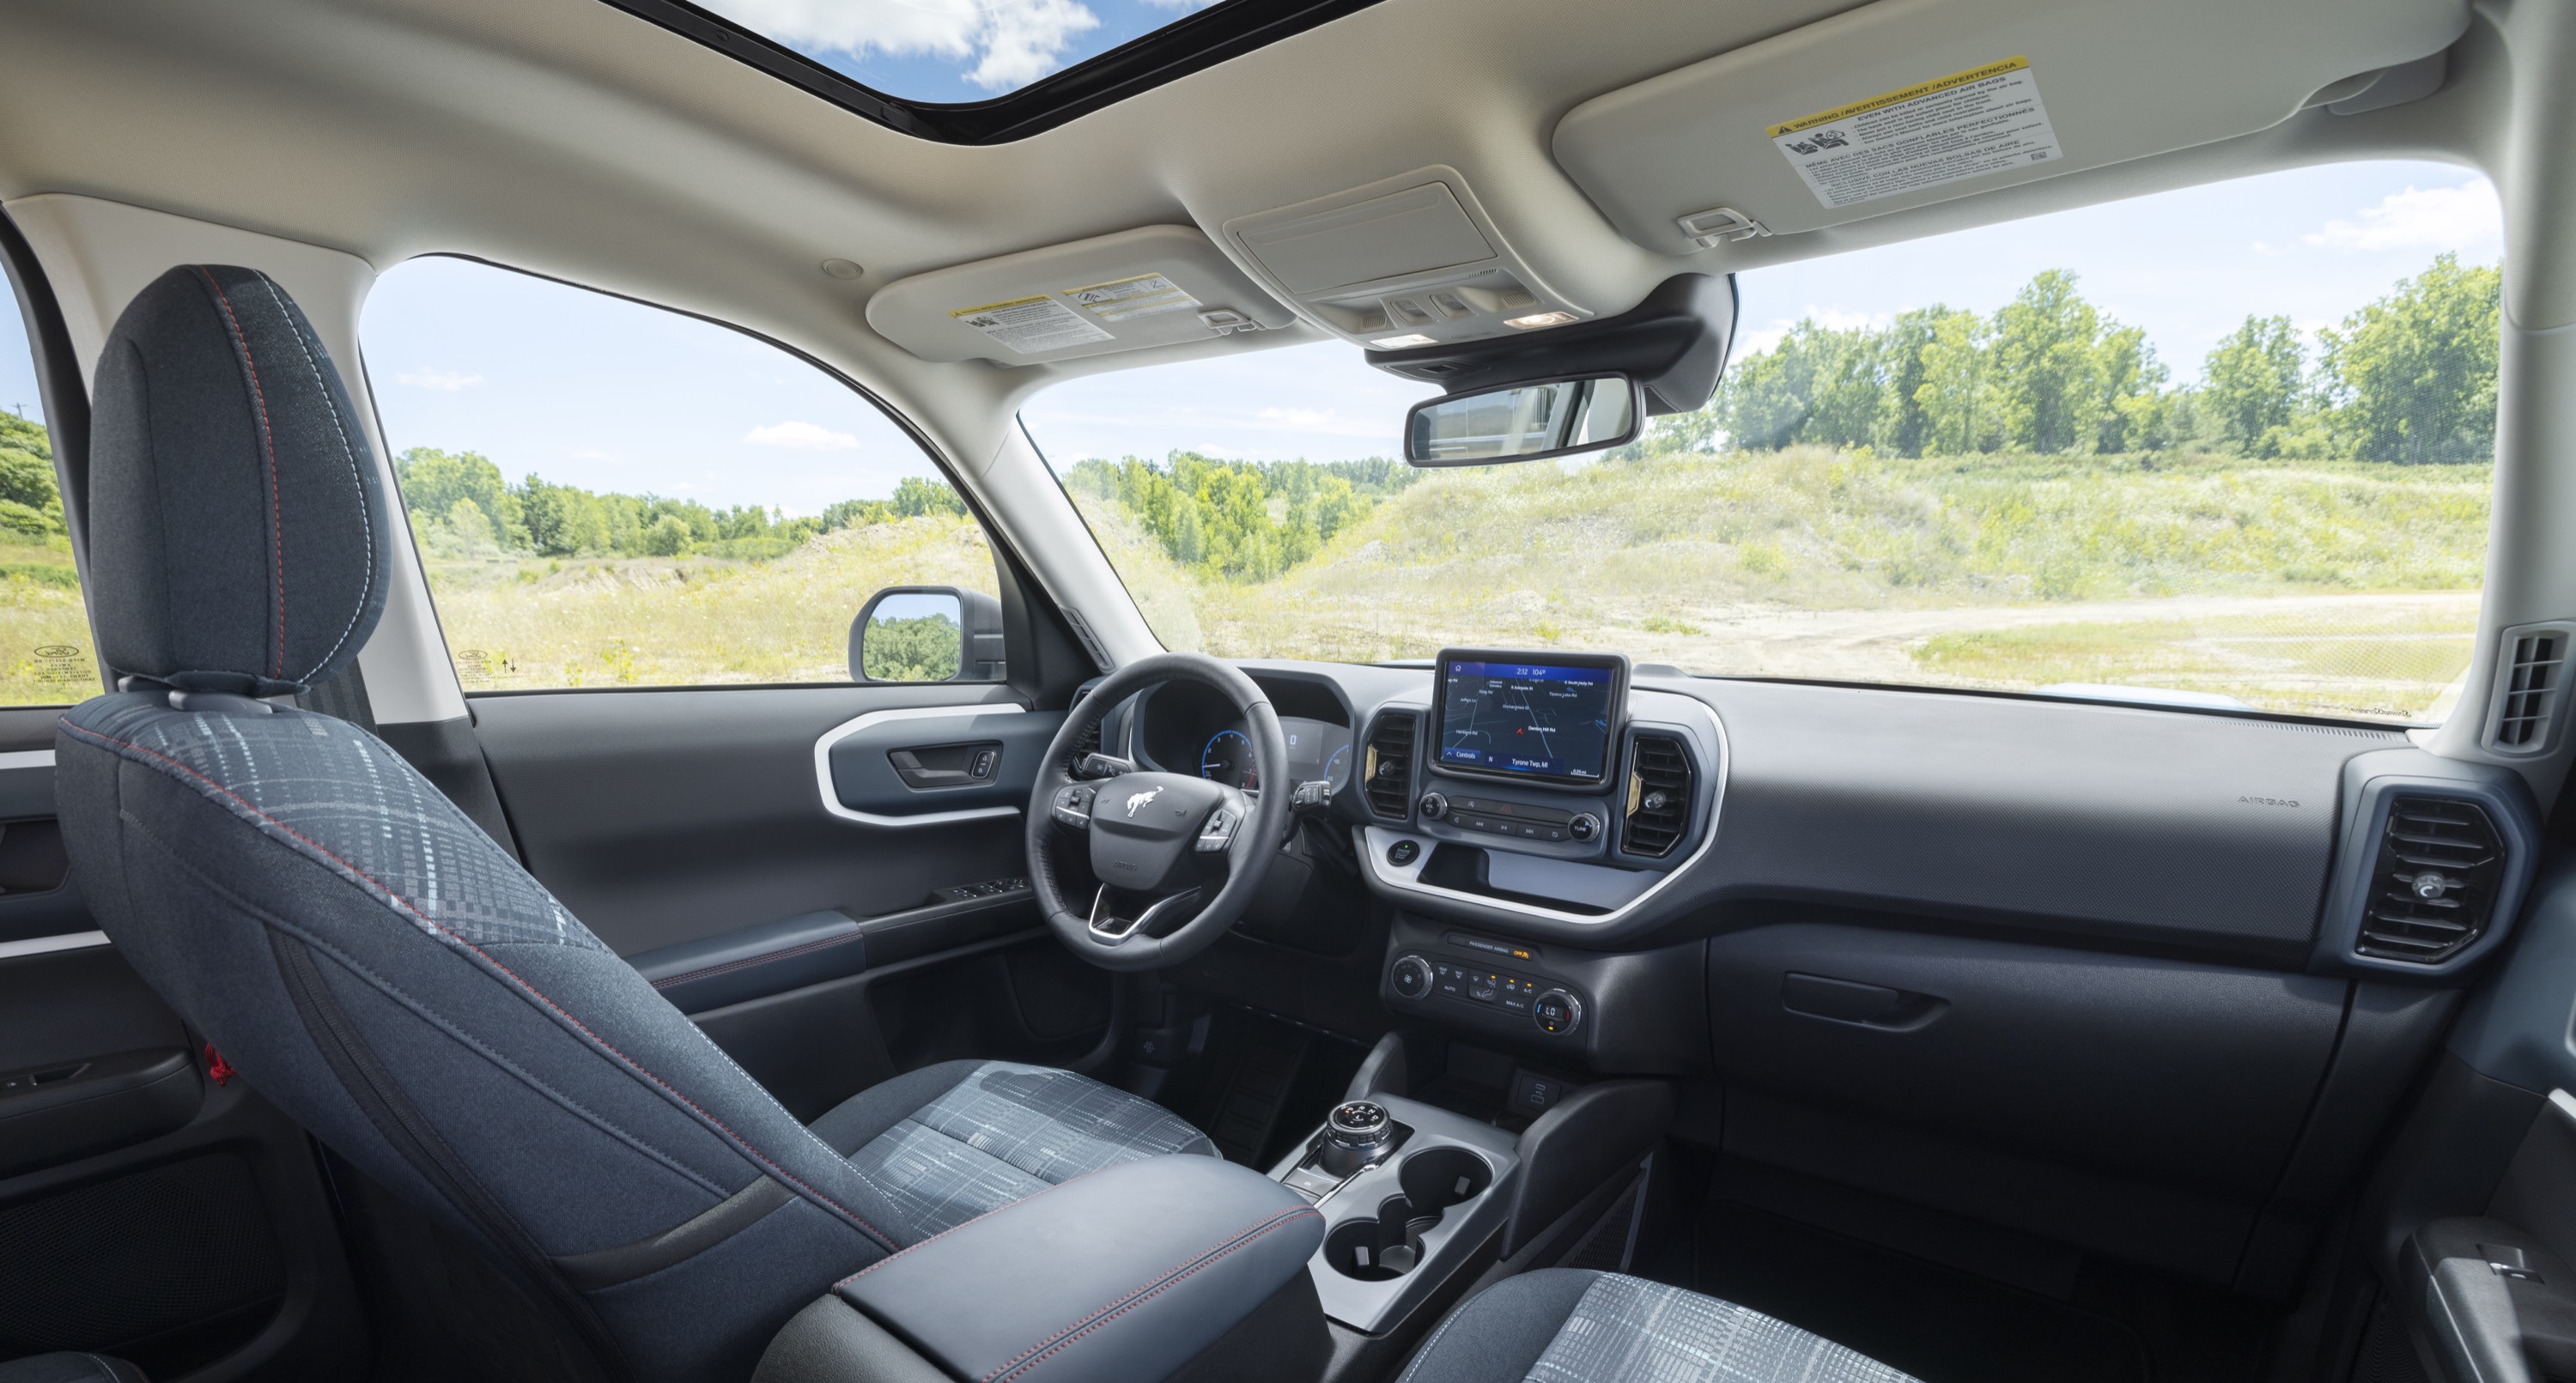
(397, 368, 483, 391)
(701, 0, 1100, 91)
(744, 420, 860, 450)
(1253, 405, 1388, 438)
(2298, 182, 2503, 254)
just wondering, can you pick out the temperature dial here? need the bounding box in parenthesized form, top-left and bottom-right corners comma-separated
(1391, 955, 1432, 999)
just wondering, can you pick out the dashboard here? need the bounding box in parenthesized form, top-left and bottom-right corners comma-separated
(1133, 676, 1353, 795)
(1103, 647, 2537, 979)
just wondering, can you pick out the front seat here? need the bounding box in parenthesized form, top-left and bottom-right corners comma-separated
(52, 265, 1215, 1382)
(1400, 1271, 1919, 1383)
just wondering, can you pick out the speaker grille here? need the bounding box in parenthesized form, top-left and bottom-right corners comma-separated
(0, 1154, 283, 1356)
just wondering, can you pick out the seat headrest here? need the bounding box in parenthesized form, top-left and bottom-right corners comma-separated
(88, 264, 392, 696)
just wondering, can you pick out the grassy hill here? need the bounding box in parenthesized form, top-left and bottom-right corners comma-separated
(0, 415, 93, 706)
(418, 514, 999, 688)
(1071, 446, 2492, 720)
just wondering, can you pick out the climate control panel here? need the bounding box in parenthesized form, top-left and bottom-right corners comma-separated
(1387, 937, 1587, 1040)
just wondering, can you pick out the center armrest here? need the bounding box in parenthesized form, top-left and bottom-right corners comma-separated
(835, 1155, 1323, 1383)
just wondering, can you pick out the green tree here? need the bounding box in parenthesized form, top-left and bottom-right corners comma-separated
(396, 448, 528, 548)
(1873, 307, 1954, 457)
(1913, 308, 1996, 456)
(640, 514, 692, 556)
(862, 614, 963, 681)
(2202, 316, 2307, 456)
(892, 476, 966, 518)
(1990, 270, 2107, 453)
(2318, 252, 2501, 464)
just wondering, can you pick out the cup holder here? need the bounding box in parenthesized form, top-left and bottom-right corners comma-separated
(1398, 1147, 1493, 1213)
(1324, 1196, 1443, 1281)
(1322, 1149, 1496, 1282)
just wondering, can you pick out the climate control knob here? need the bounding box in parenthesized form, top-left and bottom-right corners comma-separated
(1534, 988, 1583, 1036)
(1390, 955, 1432, 999)
(1568, 813, 1601, 842)
(1419, 792, 1449, 821)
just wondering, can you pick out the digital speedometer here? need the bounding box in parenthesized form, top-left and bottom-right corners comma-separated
(1199, 729, 1258, 790)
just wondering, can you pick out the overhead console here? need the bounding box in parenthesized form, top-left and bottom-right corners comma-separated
(864, 224, 1296, 367)
(1355, 649, 1722, 930)
(1219, 167, 1592, 351)
(1551, 0, 2468, 257)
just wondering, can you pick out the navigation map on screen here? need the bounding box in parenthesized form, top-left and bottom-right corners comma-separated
(1437, 659, 1615, 781)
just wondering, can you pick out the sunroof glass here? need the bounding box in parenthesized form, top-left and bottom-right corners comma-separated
(695, 0, 1219, 103)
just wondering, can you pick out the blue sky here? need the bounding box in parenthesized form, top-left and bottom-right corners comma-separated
(0, 158, 2504, 511)
(696, 0, 1218, 103)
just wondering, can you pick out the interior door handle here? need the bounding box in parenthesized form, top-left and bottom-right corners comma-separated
(888, 743, 1002, 790)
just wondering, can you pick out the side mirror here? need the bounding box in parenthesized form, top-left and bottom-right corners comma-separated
(1403, 373, 1642, 467)
(849, 586, 1006, 683)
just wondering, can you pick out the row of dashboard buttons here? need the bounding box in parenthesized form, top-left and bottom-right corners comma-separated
(1420, 792, 1601, 843)
(1389, 955, 1583, 1034)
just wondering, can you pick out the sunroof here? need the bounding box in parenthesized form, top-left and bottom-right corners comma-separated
(697, 0, 1207, 104)
(605, 0, 1386, 143)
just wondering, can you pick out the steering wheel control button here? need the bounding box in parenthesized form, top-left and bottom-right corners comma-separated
(1534, 989, 1583, 1035)
(1194, 806, 1238, 853)
(1568, 813, 1601, 842)
(1386, 839, 1421, 867)
(1050, 785, 1095, 828)
(1390, 955, 1432, 998)
(1418, 792, 1449, 821)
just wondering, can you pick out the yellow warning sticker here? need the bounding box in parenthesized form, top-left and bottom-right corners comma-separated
(1767, 56, 2062, 210)
(949, 294, 1111, 355)
(1063, 272, 1200, 323)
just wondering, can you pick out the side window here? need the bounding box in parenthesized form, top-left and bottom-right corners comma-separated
(360, 258, 999, 691)
(0, 276, 92, 706)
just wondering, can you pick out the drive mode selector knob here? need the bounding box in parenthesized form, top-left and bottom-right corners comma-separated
(1419, 792, 1449, 821)
(1319, 1099, 1395, 1175)
(1568, 813, 1601, 842)
(1534, 989, 1583, 1036)
(1391, 955, 1432, 999)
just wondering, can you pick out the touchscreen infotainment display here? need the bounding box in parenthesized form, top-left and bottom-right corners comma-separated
(1435, 653, 1624, 786)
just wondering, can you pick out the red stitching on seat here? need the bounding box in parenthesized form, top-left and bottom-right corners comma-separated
(60, 718, 900, 1252)
(980, 1204, 1321, 1383)
(192, 268, 287, 679)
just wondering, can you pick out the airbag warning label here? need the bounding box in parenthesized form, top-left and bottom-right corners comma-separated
(1769, 56, 2061, 209)
(949, 294, 1112, 355)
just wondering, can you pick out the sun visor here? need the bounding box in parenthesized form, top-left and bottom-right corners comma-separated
(1220, 167, 1589, 352)
(1552, 0, 2469, 256)
(865, 225, 1295, 366)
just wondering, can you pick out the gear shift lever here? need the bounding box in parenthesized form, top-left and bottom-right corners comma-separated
(1319, 1099, 1395, 1175)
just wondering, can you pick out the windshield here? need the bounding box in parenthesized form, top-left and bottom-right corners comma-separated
(1024, 161, 2502, 725)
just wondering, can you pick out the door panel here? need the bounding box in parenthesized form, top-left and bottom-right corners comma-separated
(466, 683, 1107, 1122)
(468, 684, 1041, 955)
(0, 732, 367, 1380)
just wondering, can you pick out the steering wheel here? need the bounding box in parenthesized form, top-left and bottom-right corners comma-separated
(1027, 652, 1290, 972)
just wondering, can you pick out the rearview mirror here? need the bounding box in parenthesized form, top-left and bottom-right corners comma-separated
(1403, 374, 1641, 467)
(850, 586, 1005, 682)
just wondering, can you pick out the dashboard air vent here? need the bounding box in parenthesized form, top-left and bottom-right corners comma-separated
(2356, 796, 2505, 964)
(1623, 735, 1693, 858)
(1363, 713, 1417, 821)
(2492, 629, 2568, 751)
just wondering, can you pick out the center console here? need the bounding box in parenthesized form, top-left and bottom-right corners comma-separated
(1265, 1095, 1522, 1335)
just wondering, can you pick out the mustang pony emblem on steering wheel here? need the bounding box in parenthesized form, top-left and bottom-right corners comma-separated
(1123, 786, 1164, 818)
